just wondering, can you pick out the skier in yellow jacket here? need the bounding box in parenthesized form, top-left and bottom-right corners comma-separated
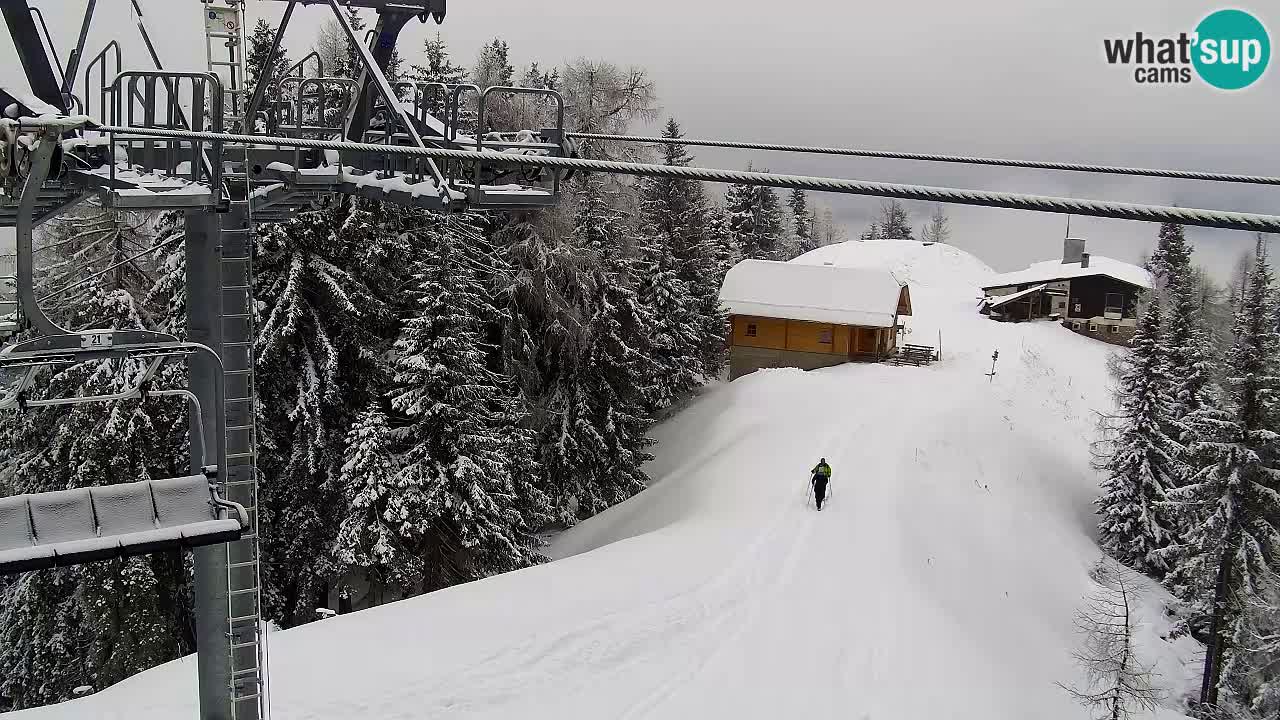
(811, 458, 832, 510)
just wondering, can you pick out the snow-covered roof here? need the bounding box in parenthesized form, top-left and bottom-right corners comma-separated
(982, 255, 1152, 291)
(719, 259, 905, 328)
(985, 284, 1047, 308)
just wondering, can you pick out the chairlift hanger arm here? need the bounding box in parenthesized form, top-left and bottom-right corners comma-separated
(15, 127, 68, 336)
(0, 334, 224, 467)
(2, 356, 167, 411)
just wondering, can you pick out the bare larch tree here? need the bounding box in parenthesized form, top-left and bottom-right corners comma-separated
(1059, 559, 1164, 720)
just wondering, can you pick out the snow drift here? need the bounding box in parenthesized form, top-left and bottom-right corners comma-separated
(6, 240, 1201, 720)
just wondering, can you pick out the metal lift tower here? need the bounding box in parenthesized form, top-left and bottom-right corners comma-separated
(0, 2, 575, 719)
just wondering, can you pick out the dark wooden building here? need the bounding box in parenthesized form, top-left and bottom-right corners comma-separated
(980, 238, 1151, 344)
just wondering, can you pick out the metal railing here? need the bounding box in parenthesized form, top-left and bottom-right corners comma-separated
(108, 71, 223, 206)
(83, 40, 122, 128)
(283, 77, 357, 172)
(469, 86, 567, 204)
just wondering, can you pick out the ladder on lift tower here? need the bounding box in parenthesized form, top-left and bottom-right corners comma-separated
(203, 0, 248, 131)
(203, 3, 265, 717)
(219, 206, 265, 720)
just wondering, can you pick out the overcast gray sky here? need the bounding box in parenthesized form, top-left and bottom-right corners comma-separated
(4, 1, 1276, 280)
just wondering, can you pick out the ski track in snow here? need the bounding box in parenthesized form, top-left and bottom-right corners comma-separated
(5, 240, 1204, 720)
(417, 420, 852, 720)
(617, 421, 865, 720)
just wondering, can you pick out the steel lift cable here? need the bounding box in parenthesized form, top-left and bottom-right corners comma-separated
(92, 124, 1280, 234)
(566, 131, 1280, 188)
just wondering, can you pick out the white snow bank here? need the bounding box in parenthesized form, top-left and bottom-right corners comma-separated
(5, 240, 1198, 720)
(794, 238, 996, 291)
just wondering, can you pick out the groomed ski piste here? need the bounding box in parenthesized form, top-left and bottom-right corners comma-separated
(6, 239, 1204, 720)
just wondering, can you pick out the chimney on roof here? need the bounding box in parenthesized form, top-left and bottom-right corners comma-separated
(1063, 237, 1085, 264)
(1080, 252, 1090, 269)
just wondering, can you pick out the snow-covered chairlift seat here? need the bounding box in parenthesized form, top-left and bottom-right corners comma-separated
(0, 475, 248, 574)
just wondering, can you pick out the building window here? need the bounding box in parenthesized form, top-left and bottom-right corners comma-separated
(1109, 325, 1120, 334)
(818, 329, 833, 344)
(1104, 292, 1124, 316)
(1072, 321, 1081, 331)
(1073, 301, 1082, 314)
(1088, 323, 1098, 332)
(746, 323, 758, 337)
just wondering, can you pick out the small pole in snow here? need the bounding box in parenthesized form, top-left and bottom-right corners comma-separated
(986, 350, 999, 382)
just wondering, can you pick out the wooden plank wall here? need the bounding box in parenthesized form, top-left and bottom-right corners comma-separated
(730, 316, 861, 356)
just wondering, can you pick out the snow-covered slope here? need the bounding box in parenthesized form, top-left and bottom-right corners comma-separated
(795, 237, 996, 289)
(7, 240, 1201, 720)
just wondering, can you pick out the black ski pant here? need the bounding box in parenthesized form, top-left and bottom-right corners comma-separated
(813, 477, 829, 509)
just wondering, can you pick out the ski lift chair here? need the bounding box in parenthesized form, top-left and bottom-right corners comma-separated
(0, 475, 247, 574)
(0, 121, 246, 577)
(0, 329, 247, 575)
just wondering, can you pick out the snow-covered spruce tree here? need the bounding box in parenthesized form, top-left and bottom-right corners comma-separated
(410, 32, 468, 85)
(1164, 239, 1280, 712)
(493, 205, 593, 403)
(636, 235, 705, 412)
(725, 167, 787, 261)
(391, 226, 546, 588)
(788, 188, 815, 255)
(1131, 224, 1220, 582)
(489, 201, 626, 520)
(245, 19, 292, 104)
(0, 571, 86, 710)
(254, 197, 409, 626)
(1148, 221, 1195, 292)
(706, 202, 740, 280)
(636, 118, 727, 379)
(520, 62, 559, 90)
(332, 402, 424, 599)
(1097, 300, 1184, 574)
(876, 199, 914, 240)
(759, 185, 791, 261)
(473, 38, 515, 92)
(859, 221, 881, 242)
(724, 181, 757, 252)
(538, 174, 655, 523)
(1159, 225, 1219, 456)
(0, 208, 191, 709)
